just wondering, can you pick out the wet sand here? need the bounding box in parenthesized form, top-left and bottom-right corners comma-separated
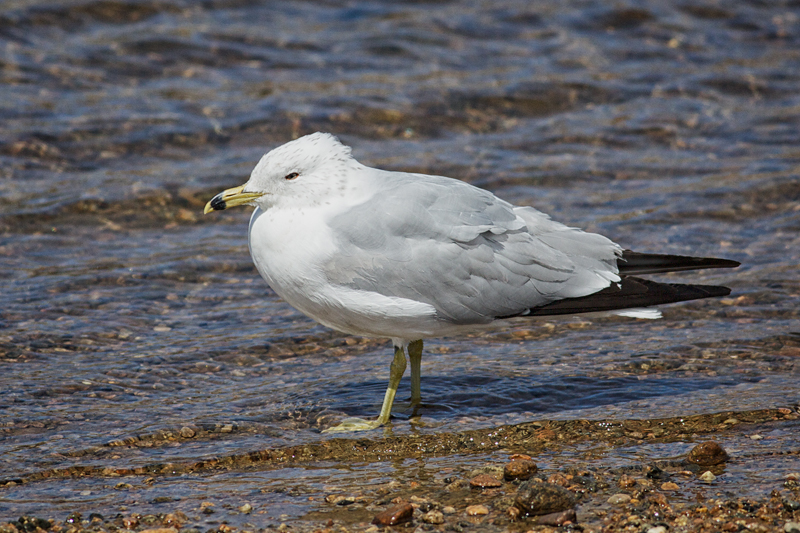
(3, 408, 799, 531)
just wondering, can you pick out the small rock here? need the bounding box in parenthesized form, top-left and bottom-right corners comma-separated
(785, 522, 800, 533)
(515, 481, 577, 517)
(649, 492, 669, 508)
(162, 513, 186, 528)
(465, 504, 489, 516)
(618, 474, 636, 489)
(238, 503, 252, 514)
(372, 503, 414, 526)
(699, 471, 716, 482)
(546, 472, 570, 487)
(139, 529, 178, 533)
(180, 427, 196, 438)
(607, 493, 632, 505)
(470, 474, 502, 488)
(750, 434, 764, 440)
(647, 527, 667, 533)
(504, 459, 538, 481)
(687, 441, 730, 466)
(422, 510, 444, 524)
(442, 506, 456, 514)
(643, 464, 669, 480)
(509, 453, 532, 461)
(535, 509, 576, 526)
(660, 481, 679, 491)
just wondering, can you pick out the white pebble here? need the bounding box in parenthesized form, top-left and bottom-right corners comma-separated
(607, 493, 632, 505)
(699, 471, 716, 482)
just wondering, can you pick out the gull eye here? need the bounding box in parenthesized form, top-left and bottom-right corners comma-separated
(284, 172, 299, 181)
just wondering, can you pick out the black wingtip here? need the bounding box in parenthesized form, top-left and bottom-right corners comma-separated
(520, 277, 734, 318)
(619, 251, 740, 275)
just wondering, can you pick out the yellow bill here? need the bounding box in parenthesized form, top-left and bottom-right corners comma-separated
(204, 185, 265, 214)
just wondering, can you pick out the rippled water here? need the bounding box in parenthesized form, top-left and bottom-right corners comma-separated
(1, 0, 799, 523)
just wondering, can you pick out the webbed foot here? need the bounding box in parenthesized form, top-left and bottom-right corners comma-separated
(321, 417, 384, 433)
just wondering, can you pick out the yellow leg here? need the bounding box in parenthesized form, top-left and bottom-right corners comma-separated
(408, 339, 423, 405)
(375, 344, 407, 425)
(322, 344, 408, 433)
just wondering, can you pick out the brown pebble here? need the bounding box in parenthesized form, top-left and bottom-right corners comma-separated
(139, 529, 178, 533)
(504, 459, 538, 481)
(422, 510, 444, 524)
(162, 513, 186, 527)
(515, 481, 577, 516)
(661, 481, 679, 491)
(509, 453, 532, 461)
(618, 474, 636, 488)
(535, 508, 577, 526)
(470, 473, 502, 488)
(466, 504, 489, 516)
(687, 441, 729, 466)
(546, 472, 570, 487)
(372, 503, 414, 526)
(180, 426, 196, 438)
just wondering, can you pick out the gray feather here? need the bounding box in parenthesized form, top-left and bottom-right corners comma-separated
(324, 172, 621, 324)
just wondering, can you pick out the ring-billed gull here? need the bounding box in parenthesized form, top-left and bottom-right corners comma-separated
(204, 132, 739, 432)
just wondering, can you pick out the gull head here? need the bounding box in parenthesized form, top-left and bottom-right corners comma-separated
(204, 132, 358, 214)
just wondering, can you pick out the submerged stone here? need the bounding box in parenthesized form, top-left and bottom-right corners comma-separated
(515, 481, 576, 517)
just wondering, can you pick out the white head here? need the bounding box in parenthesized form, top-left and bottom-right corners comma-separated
(204, 132, 361, 214)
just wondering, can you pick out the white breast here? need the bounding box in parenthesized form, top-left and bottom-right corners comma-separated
(247, 206, 442, 341)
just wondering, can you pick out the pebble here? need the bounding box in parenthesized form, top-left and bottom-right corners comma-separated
(750, 434, 764, 440)
(608, 493, 632, 505)
(660, 481, 679, 491)
(179, 427, 196, 438)
(162, 513, 186, 528)
(647, 526, 667, 533)
(442, 506, 456, 514)
(470, 474, 502, 488)
(139, 529, 177, 533)
(422, 510, 444, 524)
(618, 474, 636, 488)
(504, 459, 538, 481)
(687, 441, 730, 466)
(699, 471, 716, 482)
(535, 509, 576, 526)
(238, 503, 252, 514)
(465, 504, 489, 516)
(372, 503, 414, 526)
(515, 481, 577, 516)
(785, 522, 800, 533)
(509, 453, 532, 460)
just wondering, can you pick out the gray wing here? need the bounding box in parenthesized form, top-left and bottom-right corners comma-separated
(324, 172, 622, 324)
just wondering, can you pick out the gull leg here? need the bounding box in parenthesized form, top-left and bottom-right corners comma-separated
(408, 339, 423, 405)
(323, 344, 407, 433)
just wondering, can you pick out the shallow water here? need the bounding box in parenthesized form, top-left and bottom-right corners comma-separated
(1, 0, 799, 525)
